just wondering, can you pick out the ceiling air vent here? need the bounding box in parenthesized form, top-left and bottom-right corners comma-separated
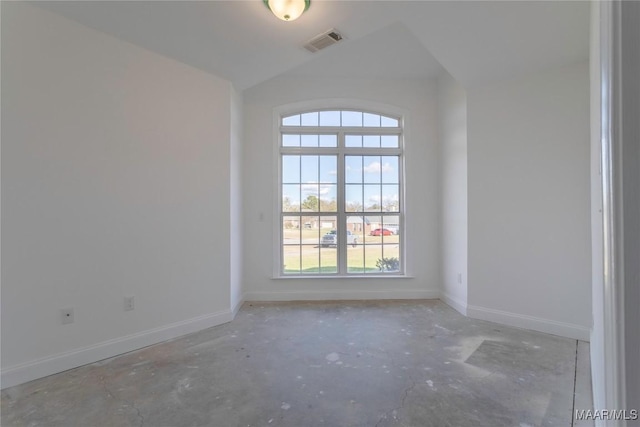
(304, 29, 344, 53)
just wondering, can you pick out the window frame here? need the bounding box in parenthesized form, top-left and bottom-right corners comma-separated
(276, 108, 405, 277)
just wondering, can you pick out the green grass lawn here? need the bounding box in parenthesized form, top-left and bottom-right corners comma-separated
(283, 234, 400, 274)
(282, 228, 329, 242)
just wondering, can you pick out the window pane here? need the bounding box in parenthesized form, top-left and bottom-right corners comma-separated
(283, 246, 301, 274)
(347, 243, 364, 274)
(363, 135, 380, 148)
(345, 135, 362, 148)
(342, 111, 363, 127)
(365, 244, 383, 274)
(282, 155, 300, 183)
(381, 218, 400, 272)
(319, 216, 337, 231)
(300, 216, 321, 245)
(301, 112, 319, 126)
(381, 156, 399, 183)
(381, 135, 399, 148)
(382, 185, 399, 212)
(301, 184, 320, 212)
(363, 113, 381, 127)
(320, 228, 336, 248)
(383, 216, 400, 240)
(301, 245, 320, 274)
(282, 115, 300, 126)
(364, 185, 381, 211)
(300, 156, 319, 183)
(363, 156, 382, 183)
(346, 215, 366, 243)
(345, 185, 363, 212)
(381, 116, 399, 127)
(319, 216, 337, 273)
(319, 185, 337, 212)
(320, 247, 337, 274)
(381, 243, 401, 272)
(283, 134, 300, 147)
(345, 156, 362, 183)
(282, 185, 300, 212)
(319, 111, 341, 127)
(301, 134, 319, 147)
(366, 215, 382, 243)
(319, 134, 338, 147)
(283, 215, 302, 275)
(319, 156, 337, 183)
(283, 216, 302, 244)
(380, 245, 401, 272)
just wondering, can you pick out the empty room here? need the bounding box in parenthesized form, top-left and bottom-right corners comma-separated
(2, 1, 638, 426)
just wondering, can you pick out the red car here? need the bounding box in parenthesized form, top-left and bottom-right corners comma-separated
(370, 228, 392, 236)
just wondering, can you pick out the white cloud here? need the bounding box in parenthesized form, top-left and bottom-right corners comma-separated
(301, 183, 334, 196)
(363, 162, 394, 174)
(368, 194, 398, 204)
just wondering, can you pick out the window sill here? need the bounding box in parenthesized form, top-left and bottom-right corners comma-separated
(272, 274, 415, 280)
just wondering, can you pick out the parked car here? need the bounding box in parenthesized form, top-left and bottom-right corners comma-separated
(370, 228, 393, 236)
(321, 230, 358, 247)
(385, 226, 399, 235)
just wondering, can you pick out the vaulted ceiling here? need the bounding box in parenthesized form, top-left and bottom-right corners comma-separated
(34, 1, 590, 90)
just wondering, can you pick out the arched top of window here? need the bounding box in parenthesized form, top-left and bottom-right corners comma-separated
(282, 110, 400, 128)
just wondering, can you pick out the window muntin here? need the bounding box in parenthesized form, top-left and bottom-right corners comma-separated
(282, 111, 400, 129)
(282, 134, 339, 148)
(279, 109, 403, 276)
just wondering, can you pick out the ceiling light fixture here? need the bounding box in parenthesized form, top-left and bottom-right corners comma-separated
(263, 0, 310, 22)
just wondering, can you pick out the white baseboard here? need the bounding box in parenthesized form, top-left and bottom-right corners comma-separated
(440, 292, 468, 316)
(245, 289, 440, 302)
(1, 309, 233, 389)
(231, 294, 245, 317)
(467, 304, 590, 341)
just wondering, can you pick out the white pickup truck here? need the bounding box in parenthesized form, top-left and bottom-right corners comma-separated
(321, 230, 359, 247)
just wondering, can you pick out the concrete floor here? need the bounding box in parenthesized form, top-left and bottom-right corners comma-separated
(2, 300, 593, 427)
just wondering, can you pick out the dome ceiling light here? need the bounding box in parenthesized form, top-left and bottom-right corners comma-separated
(263, 0, 310, 22)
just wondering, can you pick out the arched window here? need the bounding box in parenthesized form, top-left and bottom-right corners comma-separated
(279, 109, 403, 276)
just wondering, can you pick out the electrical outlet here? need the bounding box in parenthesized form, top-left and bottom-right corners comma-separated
(61, 308, 74, 324)
(124, 296, 135, 311)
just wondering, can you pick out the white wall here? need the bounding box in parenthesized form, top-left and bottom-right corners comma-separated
(466, 62, 592, 340)
(230, 86, 244, 314)
(437, 72, 468, 315)
(620, 0, 640, 412)
(242, 76, 440, 300)
(1, 3, 236, 387)
(589, 0, 606, 412)
(591, 1, 640, 416)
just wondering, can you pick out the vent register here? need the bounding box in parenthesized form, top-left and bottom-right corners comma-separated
(304, 29, 344, 53)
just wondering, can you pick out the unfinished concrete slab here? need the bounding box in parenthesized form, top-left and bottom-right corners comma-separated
(574, 340, 595, 427)
(1, 300, 591, 426)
